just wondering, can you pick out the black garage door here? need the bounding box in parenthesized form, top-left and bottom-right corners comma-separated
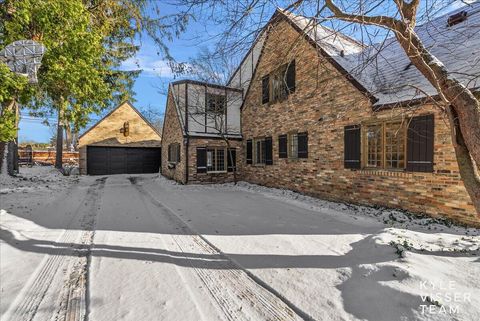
(87, 146, 161, 175)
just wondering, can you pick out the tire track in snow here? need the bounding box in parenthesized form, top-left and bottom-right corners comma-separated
(2, 177, 106, 321)
(53, 177, 106, 321)
(130, 178, 312, 321)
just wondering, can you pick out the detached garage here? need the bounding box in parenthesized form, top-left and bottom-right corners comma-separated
(78, 101, 162, 175)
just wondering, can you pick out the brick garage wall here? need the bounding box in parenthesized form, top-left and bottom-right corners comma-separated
(161, 90, 186, 183)
(240, 18, 478, 225)
(78, 102, 161, 174)
(187, 138, 243, 184)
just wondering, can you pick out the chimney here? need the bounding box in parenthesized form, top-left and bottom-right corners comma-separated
(447, 11, 468, 27)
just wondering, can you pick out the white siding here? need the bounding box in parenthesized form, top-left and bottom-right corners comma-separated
(226, 90, 242, 134)
(187, 83, 206, 133)
(170, 81, 242, 137)
(174, 82, 186, 129)
(227, 31, 266, 97)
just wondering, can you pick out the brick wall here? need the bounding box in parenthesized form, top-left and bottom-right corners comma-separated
(187, 138, 243, 184)
(78, 102, 161, 174)
(161, 91, 186, 183)
(240, 19, 478, 225)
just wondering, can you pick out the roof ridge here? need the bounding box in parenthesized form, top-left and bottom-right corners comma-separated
(278, 9, 365, 48)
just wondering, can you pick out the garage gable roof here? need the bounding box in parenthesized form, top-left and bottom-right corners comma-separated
(79, 101, 162, 140)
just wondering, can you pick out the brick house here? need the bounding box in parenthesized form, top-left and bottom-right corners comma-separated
(161, 5, 480, 225)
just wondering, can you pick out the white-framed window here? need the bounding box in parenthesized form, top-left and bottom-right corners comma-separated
(206, 148, 226, 172)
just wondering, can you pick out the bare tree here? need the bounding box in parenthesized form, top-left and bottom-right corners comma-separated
(140, 104, 165, 133)
(177, 0, 480, 213)
(188, 47, 239, 85)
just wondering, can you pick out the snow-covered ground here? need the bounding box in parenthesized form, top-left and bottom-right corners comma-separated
(1, 166, 479, 321)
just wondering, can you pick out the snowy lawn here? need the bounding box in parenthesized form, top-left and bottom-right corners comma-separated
(0, 166, 479, 321)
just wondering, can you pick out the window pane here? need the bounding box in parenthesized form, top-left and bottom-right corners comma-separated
(262, 141, 265, 163)
(289, 133, 298, 158)
(217, 149, 225, 171)
(207, 150, 215, 172)
(271, 65, 288, 102)
(207, 94, 226, 113)
(255, 139, 265, 164)
(366, 125, 382, 167)
(385, 122, 405, 169)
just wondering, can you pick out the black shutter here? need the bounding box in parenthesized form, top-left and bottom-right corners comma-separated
(278, 135, 287, 158)
(344, 125, 361, 169)
(298, 132, 308, 158)
(196, 147, 207, 173)
(265, 137, 273, 165)
(286, 60, 295, 94)
(262, 76, 270, 104)
(227, 148, 236, 172)
(246, 139, 252, 164)
(407, 114, 434, 172)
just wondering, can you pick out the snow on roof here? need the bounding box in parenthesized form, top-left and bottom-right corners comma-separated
(283, 2, 480, 106)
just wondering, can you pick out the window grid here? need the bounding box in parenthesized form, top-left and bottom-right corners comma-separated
(363, 121, 407, 170)
(270, 65, 288, 102)
(366, 125, 382, 167)
(168, 143, 180, 163)
(206, 93, 226, 114)
(254, 139, 266, 165)
(206, 148, 226, 172)
(385, 122, 405, 169)
(288, 133, 298, 159)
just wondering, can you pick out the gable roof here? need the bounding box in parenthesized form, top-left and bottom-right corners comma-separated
(79, 101, 161, 139)
(232, 2, 480, 108)
(283, 2, 480, 106)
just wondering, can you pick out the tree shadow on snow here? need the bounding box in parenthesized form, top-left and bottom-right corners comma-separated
(2, 228, 478, 321)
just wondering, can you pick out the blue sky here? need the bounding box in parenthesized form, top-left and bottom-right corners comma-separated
(17, 0, 470, 143)
(18, 3, 221, 143)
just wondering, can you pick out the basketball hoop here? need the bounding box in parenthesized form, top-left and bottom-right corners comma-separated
(0, 40, 46, 83)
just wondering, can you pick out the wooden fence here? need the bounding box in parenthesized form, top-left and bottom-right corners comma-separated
(18, 149, 79, 166)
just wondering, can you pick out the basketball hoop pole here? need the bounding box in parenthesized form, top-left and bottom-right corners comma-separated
(0, 40, 45, 176)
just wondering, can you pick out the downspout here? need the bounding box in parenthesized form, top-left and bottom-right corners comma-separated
(184, 82, 189, 184)
(185, 137, 189, 184)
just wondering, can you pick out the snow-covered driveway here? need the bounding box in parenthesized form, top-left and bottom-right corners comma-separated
(1, 168, 479, 321)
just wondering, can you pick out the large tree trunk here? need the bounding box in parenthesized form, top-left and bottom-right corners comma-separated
(447, 106, 480, 213)
(65, 122, 72, 151)
(0, 142, 7, 177)
(55, 99, 65, 169)
(395, 29, 480, 214)
(72, 129, 79, 151)
(0, 100, 18, 177)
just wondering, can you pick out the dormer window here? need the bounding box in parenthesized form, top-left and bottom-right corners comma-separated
(447, 11, 467, 27)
